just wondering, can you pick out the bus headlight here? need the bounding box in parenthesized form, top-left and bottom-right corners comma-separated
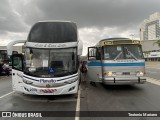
(136, 71, 144, 76)
(104, 71, 116, 76)
(64, 78, 78, 84)
(23, 79, 33, 84)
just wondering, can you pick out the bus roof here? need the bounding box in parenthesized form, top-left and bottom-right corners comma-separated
(100, 38, 131, 42)
(28, 21, 77, 43)
(37, 20, 76, 24)
(99, 38, 141, 46)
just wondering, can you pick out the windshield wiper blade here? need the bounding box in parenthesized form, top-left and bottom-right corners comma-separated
(127, 50, 138, 60)
(114, 52, 122, 60)
(124, 47, 138, 60)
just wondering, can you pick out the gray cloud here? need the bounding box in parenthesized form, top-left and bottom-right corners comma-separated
(1, 0, 160, 54)
(0, 0, 28, 34)
(21, 0, 160, 29)
(1, 0, 160, 34)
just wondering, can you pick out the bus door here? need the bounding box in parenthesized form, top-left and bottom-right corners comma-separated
(87, 47, 102, 82)
(12, 54, 24, 91)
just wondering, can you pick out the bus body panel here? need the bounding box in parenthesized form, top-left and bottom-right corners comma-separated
(87, 38, 146, 85)
(102, 60, 145, 84)
(22, 80, 78, 95)
(87, 67, 102, 82)
(87, 60, 146, 84)
(14, 73, 79, 95)
(12, 71, 79, 95)
(12, 69, 23, 91)
(10, 21, 82, 95)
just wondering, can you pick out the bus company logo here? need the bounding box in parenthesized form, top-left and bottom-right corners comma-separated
(47, 43, 66, 48)
(46, 84, 51, 88)
(40, 89, 57, 93)
(45, 43, 57, 48)
(34, 43, 43, 48)
(34, 43, 67, 48)
(30, 88, 37, 92)
(116, 59, 134, 63)
(57, 44, 66, 47)
(2, 112, 11, 117)
(40, 79, 57, 84)
(24, 87, 37, 92)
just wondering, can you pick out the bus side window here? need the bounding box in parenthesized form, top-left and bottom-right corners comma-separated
(12, 55, 23, 71)
(96, 48, 101, 60)
(88, 47, 96, 60)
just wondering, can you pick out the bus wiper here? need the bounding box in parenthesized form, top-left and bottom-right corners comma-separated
(125, 48, 138, 60)
(114, 52, 122, 60)
(127, 50, 138, 60)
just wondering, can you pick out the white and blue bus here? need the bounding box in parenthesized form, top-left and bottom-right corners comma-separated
(87, 38, 146, 84)
(9, 21, 83, 95)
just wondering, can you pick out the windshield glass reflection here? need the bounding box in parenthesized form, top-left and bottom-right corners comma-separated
(24, 48, 77, 77)
(103, 45, 143, 60)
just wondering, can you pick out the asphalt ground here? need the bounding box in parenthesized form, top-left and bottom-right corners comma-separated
(0, 62, 160, 120)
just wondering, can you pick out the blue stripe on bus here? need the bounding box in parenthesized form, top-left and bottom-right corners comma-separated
(88, 62, 145, 66)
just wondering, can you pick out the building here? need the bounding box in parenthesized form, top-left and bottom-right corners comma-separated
(140, 12, 160, 41)
(140, 12, 160, 61)
(141, 40, 160, 61)
(0, 45, 23, 53)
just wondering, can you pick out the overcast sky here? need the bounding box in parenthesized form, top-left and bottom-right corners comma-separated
(0, 0, 160, 55)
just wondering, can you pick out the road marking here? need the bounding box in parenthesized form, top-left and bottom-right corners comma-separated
(0, 91, 14, 99)
(146, 77, 160, 86)
(146, 66, 160, 69)
(75, 89, 81, 120)
(146, 70, 158, 73)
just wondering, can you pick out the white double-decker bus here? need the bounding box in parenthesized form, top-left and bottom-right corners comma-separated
(9, 21, 83, 95)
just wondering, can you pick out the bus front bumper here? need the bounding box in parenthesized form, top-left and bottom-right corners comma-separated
(103, 77, 146, 85)
(21, 81, 78, 95)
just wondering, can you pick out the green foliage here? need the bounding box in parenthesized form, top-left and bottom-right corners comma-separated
(153, 40, 160, 47)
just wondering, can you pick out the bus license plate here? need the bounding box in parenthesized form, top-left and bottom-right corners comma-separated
(122, 72, 130, 75)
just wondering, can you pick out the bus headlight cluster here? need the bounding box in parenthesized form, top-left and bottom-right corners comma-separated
(64, 78, 78, 84)
(104, 71, 116, 76)
(23, 79, 33, 84)
(136, 71, 144, 76)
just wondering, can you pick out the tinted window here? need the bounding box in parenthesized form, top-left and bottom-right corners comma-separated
(28, 22, 77, 43)
(12, 56, 23, 71)
(24, 48, 77, 78)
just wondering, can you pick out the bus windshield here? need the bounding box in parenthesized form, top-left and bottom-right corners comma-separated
(28, 22, 77, 43)
(103, 44, 144, 60)
(24, 48, 77, 78)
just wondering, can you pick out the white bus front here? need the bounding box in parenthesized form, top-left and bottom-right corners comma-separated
(11, 21, 81, 95)
(12, 47, 79, 95)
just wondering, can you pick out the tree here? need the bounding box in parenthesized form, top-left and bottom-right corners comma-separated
(153, 39, 160, 61)
(153, 39, 160, 47)
(143, 51, 150, 61)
